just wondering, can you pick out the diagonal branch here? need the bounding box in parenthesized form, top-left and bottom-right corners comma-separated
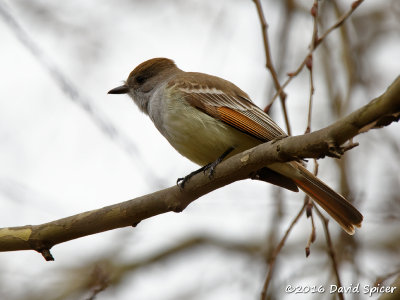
(0, 76, 399, 260)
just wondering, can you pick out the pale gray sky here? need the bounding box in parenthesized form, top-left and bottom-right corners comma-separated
(1, 0, 399, 299)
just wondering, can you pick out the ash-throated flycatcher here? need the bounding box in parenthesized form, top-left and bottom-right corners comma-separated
(108, 57, 363, 234)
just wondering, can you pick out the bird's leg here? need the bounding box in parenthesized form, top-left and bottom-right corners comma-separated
(205, 146, 235, 178)
(176, 164, 211, 188)
(177, 147, 235, 189)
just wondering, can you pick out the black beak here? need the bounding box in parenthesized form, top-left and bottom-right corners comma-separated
(108, 85, 129, 94)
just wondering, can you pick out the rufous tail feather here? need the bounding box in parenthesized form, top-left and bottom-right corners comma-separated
(293, 166, 363, 235)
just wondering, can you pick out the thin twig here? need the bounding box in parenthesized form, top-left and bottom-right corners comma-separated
(268, 0, 364, 108)
(305, 196, 316, 258)
(315, 0, 364, 48)
(329, 0, 357, 116)
(270, 1, 294, 101)
(314, 205, 344, 300)
(306, 55, 315, 134)
(305, 159, 319, 257)
(260, 203, 306, 300)
(252, 0, 291, 135)
(264, 188, 284, 268)
(374, 269, 400, 286)
(305, 0, 319, 133)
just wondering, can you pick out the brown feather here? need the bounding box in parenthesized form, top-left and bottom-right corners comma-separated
(292, 163, 363, 235)
(160, 61, 363, 234)
(217, 107, 279, 141)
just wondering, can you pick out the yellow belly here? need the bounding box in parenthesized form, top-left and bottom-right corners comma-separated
(162, 100, 261, 166)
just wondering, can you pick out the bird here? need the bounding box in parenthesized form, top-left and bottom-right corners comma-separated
(108, 57, 363, 234)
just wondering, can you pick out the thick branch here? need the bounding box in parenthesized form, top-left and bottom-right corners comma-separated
(274, 76, 400, 159)
(0, 76, 399, 259)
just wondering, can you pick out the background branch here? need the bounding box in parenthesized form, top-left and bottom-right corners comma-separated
(0, 1, 164, 188)
(252, 0, 291, 134)
(269, 0, 364, 106)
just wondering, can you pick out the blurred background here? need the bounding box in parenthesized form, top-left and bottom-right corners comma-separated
(0, 0, 399, 299)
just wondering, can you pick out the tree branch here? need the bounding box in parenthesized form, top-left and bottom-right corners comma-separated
(269, 0, 364, 107)
(252, 0, 291, 134)
(0, 76, 399, 260)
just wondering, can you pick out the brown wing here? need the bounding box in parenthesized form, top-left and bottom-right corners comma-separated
(168, 72, 298, 192)
(168, 72, 287, 141)
(167, 72, 363, 234)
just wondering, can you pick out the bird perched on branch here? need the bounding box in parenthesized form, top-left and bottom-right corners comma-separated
(108, 57, 363, 235)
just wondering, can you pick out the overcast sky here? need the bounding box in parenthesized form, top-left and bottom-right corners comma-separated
(1, 0, 399, 299)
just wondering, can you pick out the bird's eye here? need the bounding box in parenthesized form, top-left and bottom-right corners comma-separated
(136, 75, 146, 84)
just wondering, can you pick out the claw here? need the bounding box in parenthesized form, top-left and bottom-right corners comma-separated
(176, 147, 235, 189)
(206, 161, 219, 179)
(177, 176, 189, 189)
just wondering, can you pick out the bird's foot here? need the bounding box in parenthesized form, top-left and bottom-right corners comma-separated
(176, 147, 235, 189)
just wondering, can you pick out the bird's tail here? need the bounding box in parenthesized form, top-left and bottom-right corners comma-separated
(292, 164, 363, 235)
